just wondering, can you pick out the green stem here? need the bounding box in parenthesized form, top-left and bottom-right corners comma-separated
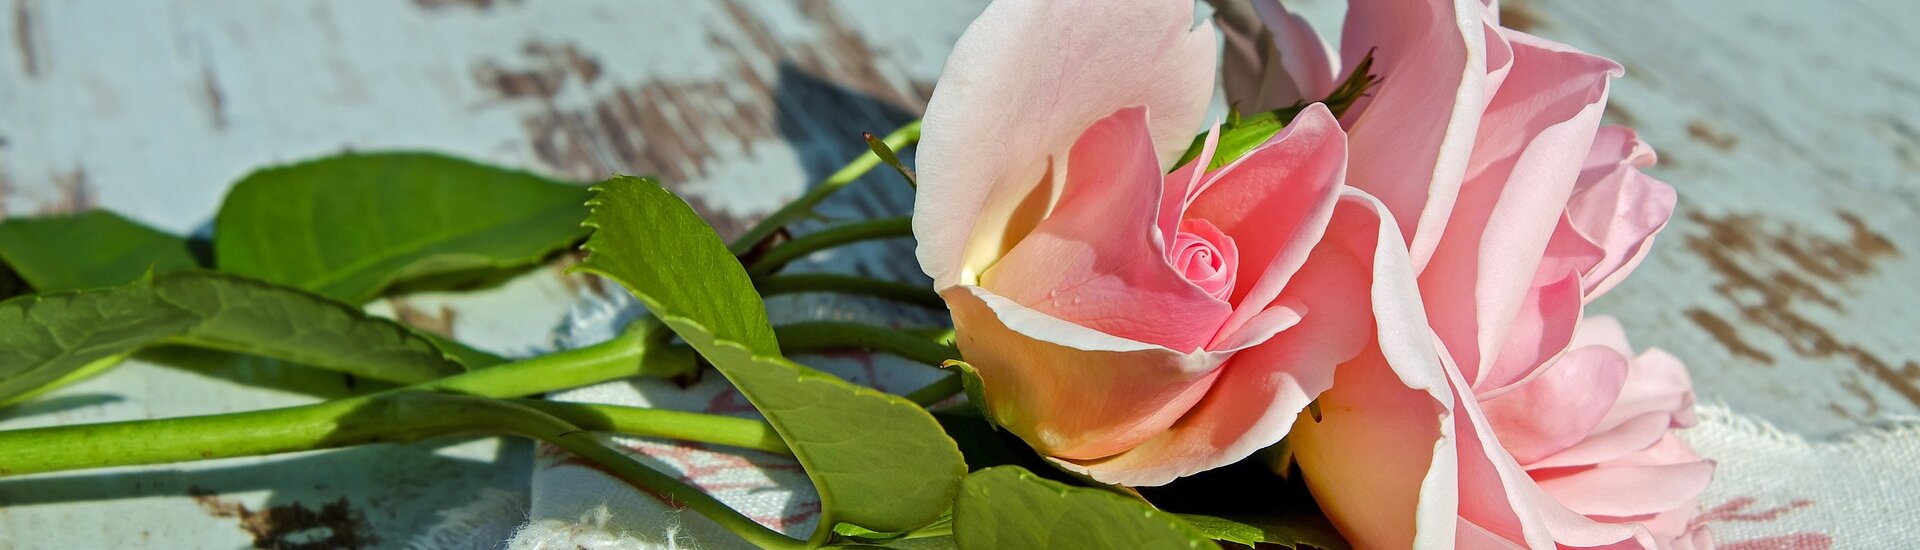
(902, 374, 963, 407)
(0, 354, 126, 408)
(746, 217, 914, 277)
(729, 120, 922, 255)
(758, 273, 944, 310)
(426, 319, 692, 397)
(513, 399, 788, 455)
(0, 321, 686, 470)
(775, 321, 958, 367)
(0, 392, 781, 478)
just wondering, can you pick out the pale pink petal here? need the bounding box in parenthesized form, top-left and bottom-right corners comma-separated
(1524, 318, 1692, 469)
(1251, 0, 1340, 103)
(1581, 125, 1656, 179)
(1478, 345, 1629, 464)
(943, 285, 1226, 460)
(1209, 298, 1305, 352)
(1185, 104, 1347, 341)
(914, 0, 1216, 288)
(1417, 30, 1621, 385)
(1450, 363, 1644, 548)
(1569, 314, 1633, 355)
(1606, 348, 1698, 428)
(1537, 213, 1607, 289)
(1338, 0, 1491, 269)
(1458, 519, 1528, 550)
(980, 108, 1231, 353)
(1567, 128, 1678, 301)
(1527, 412, 1671, 470)
(1171, 219, 1240, 301)
(1288, 192, 1461, 550)
(1476, 270, 1585, 391)
(1594, 499, 1710, 548)
(1056, 198, 1379, 486)
(1161, 120, 1222, 249)
(1534, 460, 1715, 518)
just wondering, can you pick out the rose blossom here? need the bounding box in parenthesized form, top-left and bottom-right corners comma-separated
(914, 0, 1433, 486)
(1224, 0, 1716, 548)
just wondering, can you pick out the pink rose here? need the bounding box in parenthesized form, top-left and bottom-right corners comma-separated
(1234, 0, 1716, 548)
(915, 0, 1426, 486)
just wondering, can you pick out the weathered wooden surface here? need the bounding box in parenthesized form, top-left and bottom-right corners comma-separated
(0, 0, 1915, 547)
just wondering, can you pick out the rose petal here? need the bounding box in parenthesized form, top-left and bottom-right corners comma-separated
(1417, 29, 1621, 386)
(1476, 270, 1586, 392)
(943, 285, 1227, 461)
(1536, 212, 1607, 290)
(1185, 104, 1347, 342)
(1055, 198, 1381, 486)
(1162, 120, 1223, 249)
(914, 0, 1216, 288)
(1450, 363, 1645, 549)
(1478, 345, 1629, 464)
(1527, 412, 1671, 470)
(1287, 192, 1461, 549)
(1338, 0, 1491, 269)
(1566, 127, 1678, 301)
(1534, 459, 1715, 518)
(1252, 0, 1340, 104)
(980, 107, 1232, 352)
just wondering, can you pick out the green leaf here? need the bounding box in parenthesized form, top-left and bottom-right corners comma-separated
(1175, 514, 1349, 550)
(953, 466, 1220, 550)
(0, 210, 201, 292)
(0, 264, 24, 301)
(0, 271, 466, 402)
(572, 175, 965, 537)
(938, 359, 998, 422)
(213, 152, 592, 303)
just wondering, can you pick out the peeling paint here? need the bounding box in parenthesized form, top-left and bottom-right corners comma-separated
(390, 300, 457, 337)
(12, 0, 37, 77)
(189, 487, 378, 550)
(34, 167, 93, 215)
(1686, 211, 1915, 411)
(1688, 120, 1739, 151)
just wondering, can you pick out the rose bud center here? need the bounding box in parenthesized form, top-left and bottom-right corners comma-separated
(1169, 218, 1237, 301)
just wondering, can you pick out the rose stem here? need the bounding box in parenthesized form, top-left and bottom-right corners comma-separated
(756, 273, 944, 309)
(0, 392, 803, 548)
(775, 321, 958, 366)
(729, 120, 922, 256)
(902, 374, 964, 407)
(744, 216, 914, 277)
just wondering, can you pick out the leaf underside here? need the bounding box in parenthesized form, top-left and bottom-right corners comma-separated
(571, 175, 965, 536)
(0, 271, 465, 402)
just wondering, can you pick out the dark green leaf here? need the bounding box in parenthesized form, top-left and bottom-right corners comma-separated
(933, 411, 1067, 481)
(213, 152, 592, 303)
(0, 271, 466, 402)
(0, 264, 24, 300)
(571, 176, 964, 536)
(0, 210, 201, 292)
(953, 466, 1220, 550)
(1175, 514, 1349, 550)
